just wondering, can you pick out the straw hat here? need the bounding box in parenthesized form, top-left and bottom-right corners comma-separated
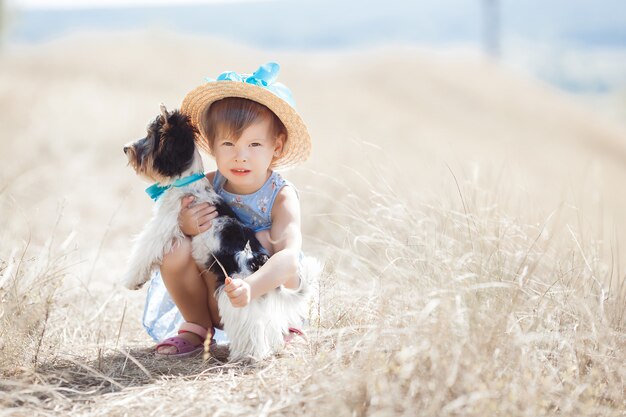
(181, 62, 311, 170)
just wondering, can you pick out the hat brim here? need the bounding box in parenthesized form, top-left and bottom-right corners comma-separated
(181, 81, 311, 170)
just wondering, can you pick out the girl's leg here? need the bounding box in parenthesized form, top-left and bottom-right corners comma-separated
(201, 270, 223, 330)
(158, 237, 213, 354)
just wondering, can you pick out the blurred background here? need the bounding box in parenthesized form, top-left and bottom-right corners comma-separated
(3, 0, 626, 122)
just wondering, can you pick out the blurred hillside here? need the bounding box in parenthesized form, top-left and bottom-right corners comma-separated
(5, 1, 626, 95)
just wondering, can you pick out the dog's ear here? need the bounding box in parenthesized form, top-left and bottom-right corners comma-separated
(159, 103, 169, 127)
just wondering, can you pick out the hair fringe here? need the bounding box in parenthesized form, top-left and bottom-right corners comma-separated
(201, 97, 287, 154)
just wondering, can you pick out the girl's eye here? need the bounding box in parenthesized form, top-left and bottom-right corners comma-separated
(250, 142, 262, 147)
(222, 141, 234, 146)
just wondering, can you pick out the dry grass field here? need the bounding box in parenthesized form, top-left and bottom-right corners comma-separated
(0, 32, 625, 416)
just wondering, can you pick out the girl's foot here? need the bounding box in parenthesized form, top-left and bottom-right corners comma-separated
(156, 331, 203, 355)
(155, 322, 210, 358)
(282, 327, 307, 356)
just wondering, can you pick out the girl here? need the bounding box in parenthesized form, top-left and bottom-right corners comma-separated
(143, 62, 312, 357)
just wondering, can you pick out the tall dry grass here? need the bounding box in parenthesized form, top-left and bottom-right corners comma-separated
(301, 167, 625, 416)
(1, 163, 624, 416)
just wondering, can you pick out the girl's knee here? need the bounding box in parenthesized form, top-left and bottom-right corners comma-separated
(161, 238, 193, 273)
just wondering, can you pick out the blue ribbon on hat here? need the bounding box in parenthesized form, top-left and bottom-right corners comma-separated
(145, 172, 206, 202)
(205, 62, 296, 108)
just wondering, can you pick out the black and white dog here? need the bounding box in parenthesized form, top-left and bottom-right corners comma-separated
(122, 104, 316, 361)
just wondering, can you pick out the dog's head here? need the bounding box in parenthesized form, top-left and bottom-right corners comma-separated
(124, 104, 200, 183)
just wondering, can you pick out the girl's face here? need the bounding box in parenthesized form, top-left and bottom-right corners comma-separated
(213, 116, 284, 195)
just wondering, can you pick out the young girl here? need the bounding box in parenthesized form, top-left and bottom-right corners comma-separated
(142, 62, 311, 357)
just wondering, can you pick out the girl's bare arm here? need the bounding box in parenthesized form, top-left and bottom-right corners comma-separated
(224, 186, 302, 306)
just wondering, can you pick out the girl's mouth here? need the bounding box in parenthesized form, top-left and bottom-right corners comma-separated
(231, 169, 251, 176)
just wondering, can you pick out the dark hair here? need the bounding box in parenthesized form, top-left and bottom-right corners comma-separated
(201, 97, 287, 155)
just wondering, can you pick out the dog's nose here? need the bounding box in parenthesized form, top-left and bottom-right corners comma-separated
(123, 146, 130, 155)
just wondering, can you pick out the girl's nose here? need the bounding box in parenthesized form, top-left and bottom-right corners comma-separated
(234, 150, 248, 162)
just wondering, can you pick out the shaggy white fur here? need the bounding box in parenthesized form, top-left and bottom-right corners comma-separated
(217, 256, 321, 361)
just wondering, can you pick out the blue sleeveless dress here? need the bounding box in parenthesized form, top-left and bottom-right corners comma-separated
(141, 171, 294, 342)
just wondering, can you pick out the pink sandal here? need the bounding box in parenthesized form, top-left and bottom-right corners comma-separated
(155, 322, 212, 358)
(284, 327, 306, 344)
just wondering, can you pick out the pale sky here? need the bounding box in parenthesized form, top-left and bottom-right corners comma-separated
(10, 0, 269, 10)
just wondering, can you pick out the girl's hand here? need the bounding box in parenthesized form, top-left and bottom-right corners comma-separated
(224, 277, 251, 308)
(178, 195, 218, 236)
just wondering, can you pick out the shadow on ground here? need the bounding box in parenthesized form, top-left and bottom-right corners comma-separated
(0, 343, 243, 409)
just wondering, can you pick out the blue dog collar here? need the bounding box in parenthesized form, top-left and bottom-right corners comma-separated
(145, 172, 206, 201)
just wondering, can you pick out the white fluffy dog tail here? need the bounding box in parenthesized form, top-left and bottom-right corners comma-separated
(218, 255, 324, 362)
